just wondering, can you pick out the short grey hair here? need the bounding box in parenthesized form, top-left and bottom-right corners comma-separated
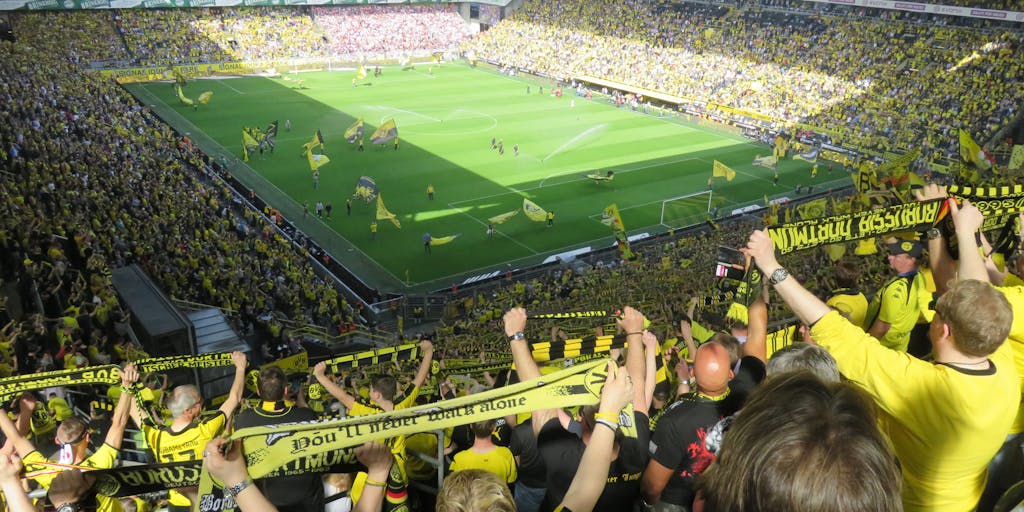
(167, 385, 201, 418)
(767, 342, 840, 383)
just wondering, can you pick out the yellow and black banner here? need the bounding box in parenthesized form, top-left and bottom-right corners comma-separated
(191, 359, 611, 510)
(531, 334, 625, 362)
(245, 352, 309, 393)
(528, 310, 613, 320)
(322, 344, 420, 374)
(768, 185, 1024, 255)
(0, 353, 235, 401)
(767, 198, 949, 255)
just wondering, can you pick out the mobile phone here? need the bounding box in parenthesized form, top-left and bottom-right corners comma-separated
(715, 263, 746, 281)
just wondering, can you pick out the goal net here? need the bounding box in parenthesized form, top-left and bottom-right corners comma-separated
(659, 190, 713, 230)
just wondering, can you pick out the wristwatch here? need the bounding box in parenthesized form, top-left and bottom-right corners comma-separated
(223, 479, 253, 500)
(927, 227, 942, 240)
(768, 267, 790, 285)
(510, 332, 526, 341)
(57, 504, 82, 512)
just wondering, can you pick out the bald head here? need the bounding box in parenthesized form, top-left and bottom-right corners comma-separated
(694, 342, 732, 396)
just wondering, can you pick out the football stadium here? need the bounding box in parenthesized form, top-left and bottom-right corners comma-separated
(0, 1, 1023, 512)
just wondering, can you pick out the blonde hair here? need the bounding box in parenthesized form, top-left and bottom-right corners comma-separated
(436, 470, 515, 512)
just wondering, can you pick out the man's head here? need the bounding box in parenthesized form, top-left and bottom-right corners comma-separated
(886, 239, 922, 273)
(167, 385, 202, 420)
(932, 279, 1012, 357)
(469, 419, 496, 440)
(369, 374, 397, 403)
(766, 342, 840, 383)
(55, 417, 90, 463)
(709, 333, 740, 366)
(257, 366, 287, 401)
(694, 342, 733, 396)
(834, 259, 861, 289)
(697, 372, 901, 512)
(437, 469, 515, 512)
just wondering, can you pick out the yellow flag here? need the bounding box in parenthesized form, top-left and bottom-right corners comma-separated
(522, 198, 548, 222)
(197, 91, 213, 105)
(356, 65, 367, 80)
(487, 210, 519, 225)
(959, 129, 990, 169)
(241, 130, 259, 162)
(602, 204, 625, 232)
(376, 195, 401, 229)
(712, 160, 736, 181)
(371, 119, 397, 145)
(307, 147, 330, 171)
(430, 234, 460, 246)
(175, 84, 194, 106)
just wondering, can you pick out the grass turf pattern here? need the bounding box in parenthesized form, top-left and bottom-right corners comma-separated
(131, 62, 841, 288)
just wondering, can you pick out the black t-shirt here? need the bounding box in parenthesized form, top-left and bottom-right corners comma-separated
(728, 355, 766, 405)
(509, 420, 546, 488)
(649, 392, 742, 506)
(537, 411, 650, 512)
(235, 403, 323, 512)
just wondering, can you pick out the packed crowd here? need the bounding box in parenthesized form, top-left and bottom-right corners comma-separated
(0, 31, 364, 385)
(312, 5, 473, 59)
(5, 190, 1024, 512)
(9, 5, 471, 68)
(2, 4, 1024, 512)
(464, 0, 1023, 162)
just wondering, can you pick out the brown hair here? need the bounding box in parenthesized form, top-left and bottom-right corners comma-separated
(437, 470, 515, 512)
(834, 259, 861, 289)
(257, 366, 287, 401)
(369, 374, 398, 402)
(698, 372, 901, 512)
(469, 419, 496, 439)
(935, 279, 1012, 357)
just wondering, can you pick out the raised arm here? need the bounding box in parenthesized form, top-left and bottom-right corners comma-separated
(313, 362, 355, 410)
(218, 351, 249, 418)
(640, 330, 658, 415)
(616, 307, 647, 415)
(411, 339, 435, 388)
(743, 289, 768, 364)
(0, 396, 36, 457)
(353, 442, 394, 512)
(203, 439, 276, 512)
(745, 230, 831, 327)
(104, 364, 139, 449)
(950, 199, 989, 283)
(0, 453, 34, 512)
(915, 186, 956, 294)
(559, 361, 633, 512)
(503, 308, 556, 436)
(678, 319, 698, 364)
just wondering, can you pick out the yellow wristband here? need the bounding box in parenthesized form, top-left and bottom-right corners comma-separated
(364, 479, 386, 487)
(594, 412, 620, 423)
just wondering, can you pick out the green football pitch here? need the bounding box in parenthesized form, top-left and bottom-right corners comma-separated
(126, 62, 847, 291)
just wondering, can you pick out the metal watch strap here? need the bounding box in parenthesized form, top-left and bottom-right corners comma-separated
(223, 479, 253, 499)
(769, 267, 790, 285)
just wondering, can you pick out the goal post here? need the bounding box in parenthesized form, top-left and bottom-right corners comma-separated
(659, 190, 713, 230)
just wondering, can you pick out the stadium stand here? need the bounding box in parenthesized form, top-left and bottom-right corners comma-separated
(1, 1, 1024, 511)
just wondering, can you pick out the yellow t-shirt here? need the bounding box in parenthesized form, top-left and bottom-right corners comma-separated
(47, 397, 73, 421)
(24, 444, 123, 512)
(865, 272, 925, 352)
(812, 310, 1019, 511)
(143, 412, 226, 506)
(998, 285, 1024, 434)
(826, 288, 869, 329)
(450, 446, 518, 484)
